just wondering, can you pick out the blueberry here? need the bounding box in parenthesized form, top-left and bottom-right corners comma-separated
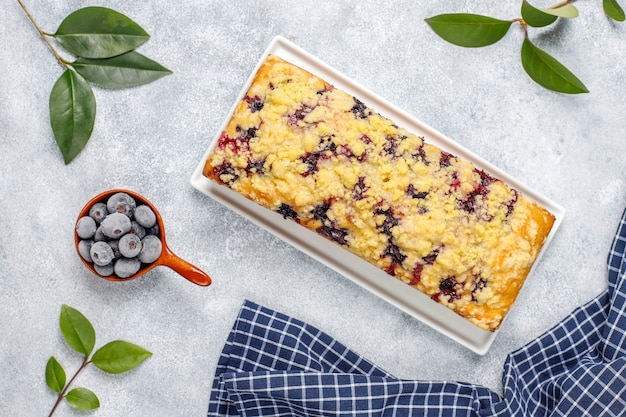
(100, 213, 132, 239)
(245, 95, 264, 112)
(76, 216, 97, 239)
(78, 239, 93, 262)
(106, 192, 136, 218)
(139, 235, 162, 263)
(119, 233, 141, 258)
(130, 221, 146, 239)
(90, 241, 114, 266)
(94, 225, 107, 242)
(134, 205, 156, 228)
(88, 202, 108, 224)
(114, 257, 141, 278)
(147, 224, 160, 236)
(94, 262, 114, 277)
(108, 239, 122, 259)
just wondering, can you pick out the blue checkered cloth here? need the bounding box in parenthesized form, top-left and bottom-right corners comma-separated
(207, 208, 626, 416)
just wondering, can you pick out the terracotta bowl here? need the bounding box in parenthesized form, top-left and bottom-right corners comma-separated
(75, 189, 212, 286)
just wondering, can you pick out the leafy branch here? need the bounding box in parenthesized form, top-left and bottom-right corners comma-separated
(18, 1, 172, 164)
(45, 305, 152, 416)
(425, 0, 624, 94)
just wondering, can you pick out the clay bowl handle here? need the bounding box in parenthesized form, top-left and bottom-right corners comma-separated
(156, 244, 212, 286)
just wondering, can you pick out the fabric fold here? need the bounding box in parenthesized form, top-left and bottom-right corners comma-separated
(207, 207, 626, 417)
(221, 371, 499, 417)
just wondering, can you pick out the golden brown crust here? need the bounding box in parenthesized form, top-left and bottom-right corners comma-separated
(204, 55, 555, 331)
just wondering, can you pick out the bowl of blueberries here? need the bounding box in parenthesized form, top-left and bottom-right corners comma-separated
(75, 189, 212, 286)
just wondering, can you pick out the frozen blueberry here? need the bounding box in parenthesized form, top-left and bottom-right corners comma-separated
(88, 202, 108, 224)
(94, 225, 107, 242)
(130, 221, 146, 239)
(94, 262, 114, 277)
(106, 192, 136, 218)
(134, 205, 156, 228)
(76, 216, 97, 239)
(90, 241, 114, 266)
(119, 233, 141, 258)
(114, 257, 141, 278)
(138, 235, 162, 263)
(100, 213, 132, 239)
(147, 224, 160, 236)
(108, 239, 122, 259)
(77, 239, 93, 262)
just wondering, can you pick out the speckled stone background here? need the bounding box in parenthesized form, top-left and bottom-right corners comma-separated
(2, 1, 626, 415)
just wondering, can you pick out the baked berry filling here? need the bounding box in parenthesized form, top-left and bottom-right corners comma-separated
(288, 104, 314, 126)
(311, 200, 349, 245)
(407, 184, 429, 199)
(277, 203, 299, 222)
(384, 243, 406, 271)
(216, 131, 247, 153)
(317, 225, 349, 245)
(449, 171, 462, 191)
(432, 276, 462, 303)
(459, 190, 486, 214)
(351, 98, 370, 119)
(216, 124, 259, 156)
(505, 190, 519, 217)
(374, 205, 398, 236)
(458, 169, 499, 218)
(472, 276, 488, 302)
(212, 161, 238, 185)
(353, 176, 368, 200)
(423, 249, 440, 265)
(374, 204, 407, 275)
(412, 143, 430, 165)
(383, 134, 399, 157)
(312, 200, 331, 221)
(246, 159, 265, 175)
(408, 249, 440, 286)
(299, 137, 340, 176)
(244, 95, 264, 113)
(236, 126, 258, 140)
(439, 151, 456, 168)
(300, 150, 329, 176)
(409, 263, 423, 286)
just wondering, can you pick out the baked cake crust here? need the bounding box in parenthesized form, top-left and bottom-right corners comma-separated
(203, 55, 556, 331)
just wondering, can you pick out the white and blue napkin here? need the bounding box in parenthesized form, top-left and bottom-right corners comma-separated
(207, 207, 626, 416)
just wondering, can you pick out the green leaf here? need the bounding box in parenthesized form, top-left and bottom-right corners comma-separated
(521, 0, 558, 27)
(91, 340, 152, 374)
(72, 51, 173, 89)
(50, 70, 96, 164)
(425, 13, 512, 47)
(604, 0, 626, 21)
(65, 387, 100, 411)
(59, 304, 96, 356)
(54, 7, 150, 59)
(45, 356, 66, 393)
(521, 38, 588, 94)
(543, 3, 579, 18)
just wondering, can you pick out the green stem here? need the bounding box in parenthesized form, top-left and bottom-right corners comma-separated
(17, 0, 69, 68)
(47, 357, 91, 417)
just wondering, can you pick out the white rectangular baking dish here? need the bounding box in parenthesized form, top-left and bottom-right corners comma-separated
(190, 35, 565, 355)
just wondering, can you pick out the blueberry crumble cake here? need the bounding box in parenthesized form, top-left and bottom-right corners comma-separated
(203, 55, 556, 331)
